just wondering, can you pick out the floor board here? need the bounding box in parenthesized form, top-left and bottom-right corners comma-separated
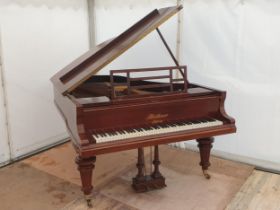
(23, 143, 254, 210)
(226, 170, 280, 210)
(0, 162, 81, 210)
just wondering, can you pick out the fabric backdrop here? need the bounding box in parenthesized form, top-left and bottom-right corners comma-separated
(95, 0, 280, 169)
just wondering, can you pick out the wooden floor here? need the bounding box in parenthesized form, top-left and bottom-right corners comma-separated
(23, 143, 253, 210)
(226, 170, 280, 210)
(1, 143, 280, 210)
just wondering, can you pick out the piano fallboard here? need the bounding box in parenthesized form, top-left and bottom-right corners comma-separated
(81, 94, 224, 131)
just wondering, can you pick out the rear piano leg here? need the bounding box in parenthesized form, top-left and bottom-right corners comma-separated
(75, 156, 96, 208)
(197, 137, 214, 179)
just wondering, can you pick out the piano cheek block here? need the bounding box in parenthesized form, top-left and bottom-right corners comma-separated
(51, 5, 236, 206)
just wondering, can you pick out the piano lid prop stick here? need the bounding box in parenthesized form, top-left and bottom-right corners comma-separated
(156, 28, 185, 78)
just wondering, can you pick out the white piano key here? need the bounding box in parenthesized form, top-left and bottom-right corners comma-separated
(94, 118, 223, 143)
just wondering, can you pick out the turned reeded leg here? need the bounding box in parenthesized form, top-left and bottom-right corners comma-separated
(151, 145, 163, 179)
(75, 156, 96, 208)
(136, 148, 145, 180)
(132, 148, 146, 192)
(197, 137, 214, 179)
(132, 146, 166, 192)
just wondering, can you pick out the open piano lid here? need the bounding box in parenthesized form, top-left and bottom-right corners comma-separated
(51, 5, 183, 95)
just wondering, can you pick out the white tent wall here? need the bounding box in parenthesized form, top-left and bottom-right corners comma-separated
(94, 1, 280, 171)
(0, 0, 89, 162)
(0, 0, 279, 170)
(94, 0, 178, 74)
(0, 86, 10, 165)
(0, 32, 10, 165)
(182, 0, 280, 170)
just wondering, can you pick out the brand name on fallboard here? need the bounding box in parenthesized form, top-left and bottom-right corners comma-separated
(146, 113, 169, 124)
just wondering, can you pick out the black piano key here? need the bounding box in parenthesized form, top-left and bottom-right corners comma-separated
(111, 131, 117, 135)
(95, 133, 99, 137)
(192, 120, 201, 124)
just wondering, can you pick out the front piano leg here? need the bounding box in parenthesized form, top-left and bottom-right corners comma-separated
(197, 137, 214, 179)
(75, 156, 96, 208)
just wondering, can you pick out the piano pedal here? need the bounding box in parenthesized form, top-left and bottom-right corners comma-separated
(203, 170, 211, 179)
(132, 174, 166, 193)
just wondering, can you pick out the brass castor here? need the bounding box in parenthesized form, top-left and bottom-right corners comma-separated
(203, 170, 211, 179)
(85, 195, 93, 208)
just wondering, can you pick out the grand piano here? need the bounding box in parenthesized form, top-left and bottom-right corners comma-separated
(51, 5, 236, 207)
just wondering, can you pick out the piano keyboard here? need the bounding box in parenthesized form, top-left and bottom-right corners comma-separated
(93, 118, 223, 144)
